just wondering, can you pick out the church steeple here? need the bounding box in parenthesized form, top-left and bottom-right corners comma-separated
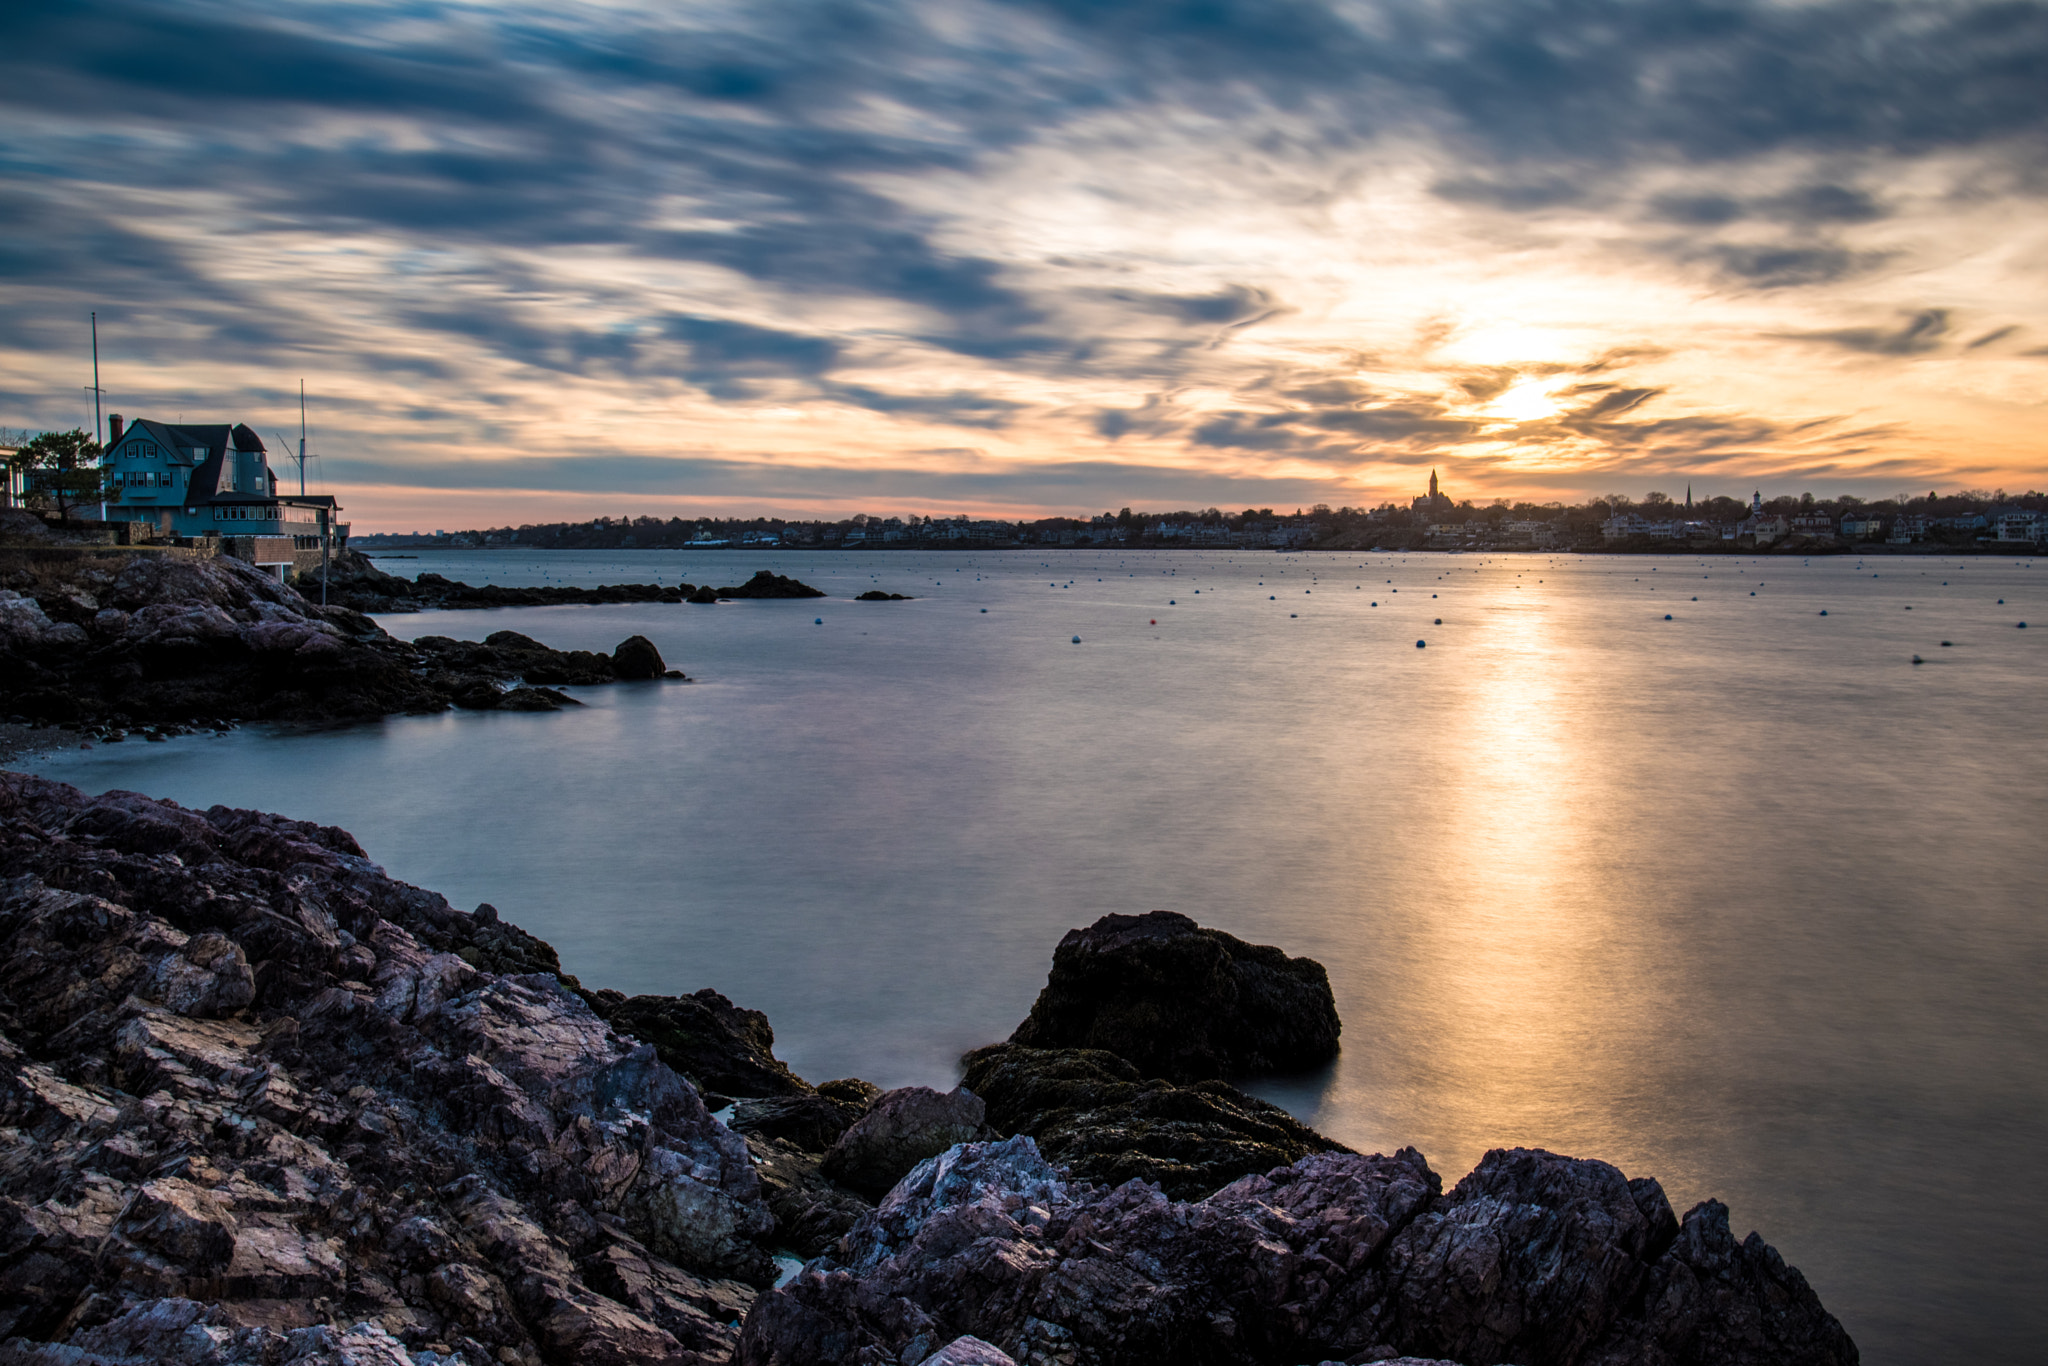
(1429, 469, 1439, 499)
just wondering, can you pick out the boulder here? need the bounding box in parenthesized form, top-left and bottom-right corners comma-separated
(714, 571, 825, 600)
(819, 1085, 990, 1200)
(1010, 910, 1340, 1081)
(611, 634, 667, 680)
(961, 1042, 1348, 1199)
(607, 989, 812, 1098)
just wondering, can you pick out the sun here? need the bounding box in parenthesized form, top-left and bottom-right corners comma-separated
(1481, 379, 1566, 423)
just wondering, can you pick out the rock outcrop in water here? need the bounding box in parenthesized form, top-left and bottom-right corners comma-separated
(1009, 910, 1342, 1082)
(311, 553, 825, 614)
(0, 552, 681, 731)
(0, 780, 1858, 1366)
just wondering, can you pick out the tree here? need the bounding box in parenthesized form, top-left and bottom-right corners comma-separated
(9, 428, 108, 521)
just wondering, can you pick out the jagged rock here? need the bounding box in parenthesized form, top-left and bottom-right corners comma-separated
(854, 591, 912, 601)
(610, 635, 667, 680)
(961, 1043, 1349, 1199)
(1010, 910, 1341, 1082)
(0, 774, 773, 1364)
(1579, 1198, 1860, 1366)
(738, 1138, 1855, 1366)
(607, 990, 811, 1098)
(819, 1086, 990, 1200)
(918, 1337, 1016, 1366)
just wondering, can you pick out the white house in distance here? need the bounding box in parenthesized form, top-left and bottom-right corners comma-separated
(100, 414, 342, 578)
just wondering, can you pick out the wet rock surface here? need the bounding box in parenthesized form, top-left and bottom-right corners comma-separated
(0, 774, 771, 1366)
(854, 591, 913, 601)
(961, 1043, 1348, 1200)
(740, 1138, 1856, 1366)
(0, 554, 681, 730)
(1010, 910, 1343, 1082)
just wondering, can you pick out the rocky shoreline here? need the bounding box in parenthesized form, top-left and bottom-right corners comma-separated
(0, 550, 682, 735)
(311, 552, 824, 614)
(0, 776, 1857, 1366)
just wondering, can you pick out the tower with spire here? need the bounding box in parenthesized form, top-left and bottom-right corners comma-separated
(1414, 469, 1451, 513)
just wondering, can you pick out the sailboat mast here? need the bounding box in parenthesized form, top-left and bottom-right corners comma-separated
(298, 380, 307, 497)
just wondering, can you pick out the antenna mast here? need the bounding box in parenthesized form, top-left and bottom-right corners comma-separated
(298, 380, 307, 496)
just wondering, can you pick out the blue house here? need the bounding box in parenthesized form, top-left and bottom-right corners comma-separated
(101, 414, 342, 574)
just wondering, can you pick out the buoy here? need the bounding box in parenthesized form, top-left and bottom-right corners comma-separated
(2021, 622, 2030, 629)
(1150, 619, 1156, 625)
(1269, 595, 1276, 600)
(1912, 655, 1924, 664)
(1664, 614, 1673, 620)
(1072, 635, 1081, 644)
(1416, 639, 1426, 648)
(1169, 600, 1175, 604)
(1819, 610, 1827, 615)
(980, 608, 987, 613)
(1433, 617, 1442, 625)
(1290, 613, 1297, 618)
(1941, 641, 1952, 647)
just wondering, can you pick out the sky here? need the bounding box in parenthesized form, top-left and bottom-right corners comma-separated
(3, 0, 2045, 531)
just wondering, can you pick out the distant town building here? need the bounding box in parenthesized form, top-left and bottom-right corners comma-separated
(1412, 470, 1452, 513)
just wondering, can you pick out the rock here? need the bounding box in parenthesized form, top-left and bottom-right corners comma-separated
(713, 571, 825, 600)
(854, 591, 913, 601)
(1579, 1198, 1861, 1366)
(685, 585, 720, 604)
(0, 773, 777, 1364)
(918, 1336, 1017, 1366)
(960, 1043, 1349, 1199)
(1010, 910, 1341, 1081)
(120, 1178, 239, 1274)
(730, 1085, 873, 1153)
(0, 552, 659, 730)
(611, 635, 667, 680)
(739, 1138, 1854, 1366)
(308, 548, 694, 613)
(819, 1086, 990, 1200)
(744, 1135, 875, 1258)
(607, 990, 811, 1098)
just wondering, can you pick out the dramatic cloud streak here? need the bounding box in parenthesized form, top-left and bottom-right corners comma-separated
(2, 0, 2043, 527)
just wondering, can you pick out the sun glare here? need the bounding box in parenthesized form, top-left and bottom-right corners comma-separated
(1482, 379, 1565, 423)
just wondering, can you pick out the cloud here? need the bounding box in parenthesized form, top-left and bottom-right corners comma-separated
(1783, 308, 1953, 355)
(2, 0, 2045, 520)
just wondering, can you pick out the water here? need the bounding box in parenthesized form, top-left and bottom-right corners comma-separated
(25, 548, 2048, 1364)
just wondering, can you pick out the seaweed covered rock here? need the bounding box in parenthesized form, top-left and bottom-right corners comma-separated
(961, 1042, 1348, 1199)
(607, 989, 812, 1099)
(1010, 910, 1341, 1081)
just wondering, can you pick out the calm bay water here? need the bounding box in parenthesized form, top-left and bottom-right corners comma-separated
(25, 547, 2048, 1364)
